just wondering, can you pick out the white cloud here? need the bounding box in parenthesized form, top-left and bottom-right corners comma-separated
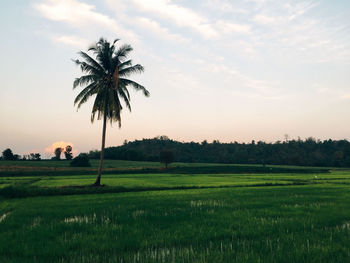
(205, 0, 248, 14)
(253, 14, 279, 24)
(119, 0, 219, 38)
(216, 20, 251, 34)
(285, 2, 317, 21)
(34, 0, 113, 27)
(33, 0, 139, 44)
(134, 17, 188, 43)
(52, 35, 90, 48)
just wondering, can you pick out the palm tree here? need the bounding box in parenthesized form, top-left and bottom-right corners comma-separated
(73, 38, 149, 186)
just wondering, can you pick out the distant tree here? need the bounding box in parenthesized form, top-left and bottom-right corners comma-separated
(2, 148, 15, 160)
(284, 134, 290, 142)
(54, 147, 63, 160)
(85, 136, 350, 168)
(160, 150, 174, 169)
(70, 153, 91, 167)
(88, 150, 100, 159)
(34, 153, 41, 161)
(158, 135, 170, 141)
(22, 154, 37, 160)
(64, 145, 73, 160)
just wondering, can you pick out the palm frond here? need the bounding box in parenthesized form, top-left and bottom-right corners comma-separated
(119, 64, 144, 77)
(78, 51, 105, 74)
(115, 44, 133, 61)
(120, 85, 130, 100)
(118, 87, 131, 111)
(73, 59, 104, 76)
(73, 75, 97, 89)
(111, 89, 122, 127)
(90, 89, 107, 122)
(74, 82, 98, 106)
(75, 85, 100, 109)
(118, 59, 133, 70)
(119, 78, 150, 97)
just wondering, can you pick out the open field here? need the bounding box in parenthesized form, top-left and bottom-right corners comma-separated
(0, 160, 329, 177)
(0, 160, 350, 262)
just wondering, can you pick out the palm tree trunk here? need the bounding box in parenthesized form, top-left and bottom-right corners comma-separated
(94, 111, 107, 186)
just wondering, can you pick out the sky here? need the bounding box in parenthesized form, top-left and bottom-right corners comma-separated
(0, 0, 350, 157)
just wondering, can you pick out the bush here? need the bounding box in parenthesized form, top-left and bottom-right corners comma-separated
(70, 154, 91, 167)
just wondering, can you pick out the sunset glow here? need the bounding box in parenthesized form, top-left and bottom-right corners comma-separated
(45, 141, 76, 157)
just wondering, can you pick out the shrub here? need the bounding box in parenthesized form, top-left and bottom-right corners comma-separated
(70, 153, 91, 167)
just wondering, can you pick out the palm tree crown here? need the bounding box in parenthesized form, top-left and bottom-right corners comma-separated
(73, 38, 149, 185)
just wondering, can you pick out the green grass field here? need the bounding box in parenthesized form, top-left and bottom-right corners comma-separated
(0, 160, 349, 262)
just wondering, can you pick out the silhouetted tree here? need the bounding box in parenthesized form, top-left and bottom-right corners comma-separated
(64, 145, 73, 160)
(34, 153, 41, 161)
(160, 150, 174, 168)
(54, 147, 62, 160)
(73, 37, 149, 186)
(26, 153, 41, 161)
(2, 148, 15, 160)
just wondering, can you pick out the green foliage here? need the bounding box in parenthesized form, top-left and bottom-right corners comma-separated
(70, 154, 91, 167)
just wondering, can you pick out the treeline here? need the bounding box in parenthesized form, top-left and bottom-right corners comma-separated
(0, 148, 41, 161)
(87, 136, 350, 167)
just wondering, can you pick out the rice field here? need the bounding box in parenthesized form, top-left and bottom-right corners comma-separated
(0, 160, 349, 262)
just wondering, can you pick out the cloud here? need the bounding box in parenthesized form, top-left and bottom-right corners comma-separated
(216, 20, 251, 34)
(204, 0, 248, 14)
(284, 2, 318, 21)
(133, 17, 189, 43)
(117, 0, 219, 38)
(253, 14, 278, 24)
(34, 0, 113, 27)
(52, 35, 90, 48)
(33, 0, 139, 44)
(244, 1, 350, 64)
